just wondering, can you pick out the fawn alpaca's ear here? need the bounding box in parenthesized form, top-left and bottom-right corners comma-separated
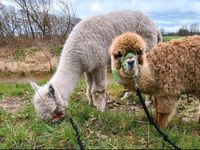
(30, 81, 40, 91)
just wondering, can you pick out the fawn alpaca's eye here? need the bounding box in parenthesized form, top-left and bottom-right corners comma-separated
(136, 48, 143, 55)
(114, 51, 123, 60)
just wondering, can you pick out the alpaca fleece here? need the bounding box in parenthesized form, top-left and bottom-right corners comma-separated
(31, 10, 160, 121)
(110, 32, 200, 127)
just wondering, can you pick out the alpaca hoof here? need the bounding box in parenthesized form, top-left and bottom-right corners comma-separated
(88, 100, 93, 106)
(97, 107, 105, 112)
(96, 102, 106, 112)
(92, 91, 106, 112)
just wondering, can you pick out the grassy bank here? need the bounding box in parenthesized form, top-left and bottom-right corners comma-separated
(0, 39, 63, 74)
(0, 35, 183, 75)
(0, 79, 199, 149)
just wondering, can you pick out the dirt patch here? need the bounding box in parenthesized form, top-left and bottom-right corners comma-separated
(107, 97, 143, 112)
(177, 96, 199, 122)
(0, 97, 22, 113)
(107, 94, 199, 122)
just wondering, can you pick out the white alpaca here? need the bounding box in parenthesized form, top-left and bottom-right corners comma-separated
(31, 10, 160, 121)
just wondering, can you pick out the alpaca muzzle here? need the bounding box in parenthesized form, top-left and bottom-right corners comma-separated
(126, 59, 135, 70)
(112, 52, 137, 80)
(50, 111, 64, 122)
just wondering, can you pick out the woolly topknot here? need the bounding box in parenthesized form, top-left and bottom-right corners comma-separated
(110, 32, 146, 65)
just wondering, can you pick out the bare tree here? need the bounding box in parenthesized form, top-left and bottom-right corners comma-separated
(0, 0, 79, 42)
(11, 0, 48, 38)
(189, 23, 199, 35)
(10, 0, 35, 38)
(177, 25, 189, 36)
(0, 3, 15, 37)
(55, 0, 77, 41)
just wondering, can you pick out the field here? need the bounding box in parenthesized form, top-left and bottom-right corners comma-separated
(0, 36, 199, 149)
(163, 36, 182, 42)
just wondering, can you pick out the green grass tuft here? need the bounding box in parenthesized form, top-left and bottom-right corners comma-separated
(50, 46, 63, 56)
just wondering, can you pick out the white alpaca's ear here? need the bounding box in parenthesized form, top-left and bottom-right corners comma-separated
(48, 84, 55, 98)
(30, 81, 40, 91)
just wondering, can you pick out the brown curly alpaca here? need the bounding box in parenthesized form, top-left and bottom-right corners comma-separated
(110, 32, 200, 127)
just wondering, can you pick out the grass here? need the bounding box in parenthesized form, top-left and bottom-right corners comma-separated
(0, 36, 199, 149)
(13, 47, 38, 61)
(12, 45, 63, 61)
(163, 36, 183, 42)
(0, 78, 199, 149)
(50, 46, 63, 56)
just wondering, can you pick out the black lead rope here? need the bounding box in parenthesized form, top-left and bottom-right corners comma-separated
(69, 117, 85, 150)
(136, 87, 181, 150)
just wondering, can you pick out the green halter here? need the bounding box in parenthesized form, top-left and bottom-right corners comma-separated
(112, 52, 136, 81)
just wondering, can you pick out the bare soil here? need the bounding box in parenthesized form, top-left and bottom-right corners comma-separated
(0, 97, 22, 113)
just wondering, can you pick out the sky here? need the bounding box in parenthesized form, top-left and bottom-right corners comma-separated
(2, 0, 200, 32)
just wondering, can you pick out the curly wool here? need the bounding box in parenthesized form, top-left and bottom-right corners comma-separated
(141, 36, 200, 96)
(141, 36, 200, 127)
(110, 32, 200, 127)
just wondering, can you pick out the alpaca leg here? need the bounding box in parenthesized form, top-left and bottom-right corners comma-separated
(154, 97, 180, 128)
(84, 72, 93, 105)
(198, 105, 200, 123)
(196, 95, 200, 123)
(91, 66, 107, 112)
(153, 97, 159, 122)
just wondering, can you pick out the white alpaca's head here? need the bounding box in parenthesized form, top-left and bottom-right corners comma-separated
(30, 81, 66, 121)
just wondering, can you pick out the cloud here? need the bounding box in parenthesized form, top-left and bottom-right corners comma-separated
(1, 0, 15, 7)
(2, 0, 200, 32)
(129, 0, 200, 13)
(149, 11, 200, 31)
(90, 2, 102, 12)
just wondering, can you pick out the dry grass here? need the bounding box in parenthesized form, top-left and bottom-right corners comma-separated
(0, 51, 58, 74)
(0, 38, 63, 75)
(0, 37, 62, 49)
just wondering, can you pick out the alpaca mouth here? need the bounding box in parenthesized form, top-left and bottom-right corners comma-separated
(50, 111, 64, 122)
(127, 65, 134, 71)
(125, 68, 136, 75)
(124, 64, 136, 72)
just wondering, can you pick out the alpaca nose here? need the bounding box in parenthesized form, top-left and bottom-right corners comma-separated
(127, 60, 135, 67)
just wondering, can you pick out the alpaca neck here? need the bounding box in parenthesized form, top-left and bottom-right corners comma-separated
(137, 59, 156, 94)
(49, 67, 81, 101)
(49, 40, 82, 101)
